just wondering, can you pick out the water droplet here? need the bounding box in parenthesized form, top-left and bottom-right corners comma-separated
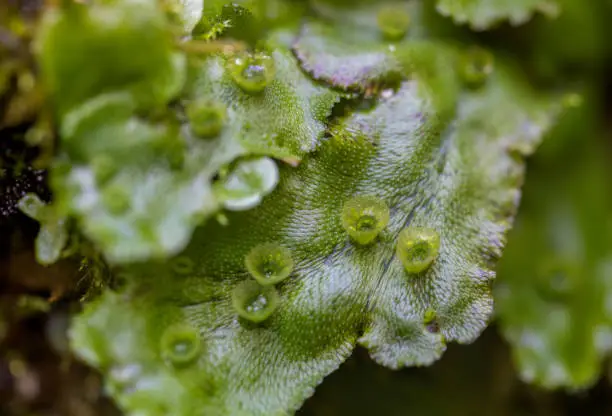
(101, 183, 131, 215)
(245, 243, 294, 285)
(381, 89, 395, 99)
(186, 100, 226, 138)
(227, 52, 275, 94)
(219, 156, 279, 211)
(171, 256, 195, 275)
(459, 47, 494, 88)
(396, 227, 440, 273)
(232, 280, 279, 323)
(377, 7, 410, 40)
(342, 196, 390, 245)
(160, 324, 201, 366)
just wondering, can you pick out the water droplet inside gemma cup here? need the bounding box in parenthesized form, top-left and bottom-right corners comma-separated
(396, 227, 440, 273)
(377, 6, 410, 40)
(228, 52, 275, 94)
(232, 280, 279, 323)
(159, 324, 201, 366)
(342, 195, 390, 245)
(245, 243, 294, 285)
(459, 47, 494, 88)
(186, 99, 226, 138)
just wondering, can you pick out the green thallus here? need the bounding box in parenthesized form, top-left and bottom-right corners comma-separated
(233, 199, 441, 322)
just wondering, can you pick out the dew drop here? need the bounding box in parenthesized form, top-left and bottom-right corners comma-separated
(245, 243, 294, 286)
(232, 280, 279, 323)
(381, 88, 395, 99)
(219, 156, 279, 211)
(377, 6, 410, 41)
(160, 324, 201, 366)
(342, 195, 390, 245)
(186, 99, 226, 138)
(171, 256, 195, 275)
(227, 52, 275, 94)
(396, 227, 440, 273)
(459, 47, 494, 88)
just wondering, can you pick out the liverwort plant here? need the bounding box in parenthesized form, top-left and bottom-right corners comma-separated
(23, 0, 582, 414)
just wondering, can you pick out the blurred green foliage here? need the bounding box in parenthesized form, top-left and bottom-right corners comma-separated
(495, 91, 612, 389)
